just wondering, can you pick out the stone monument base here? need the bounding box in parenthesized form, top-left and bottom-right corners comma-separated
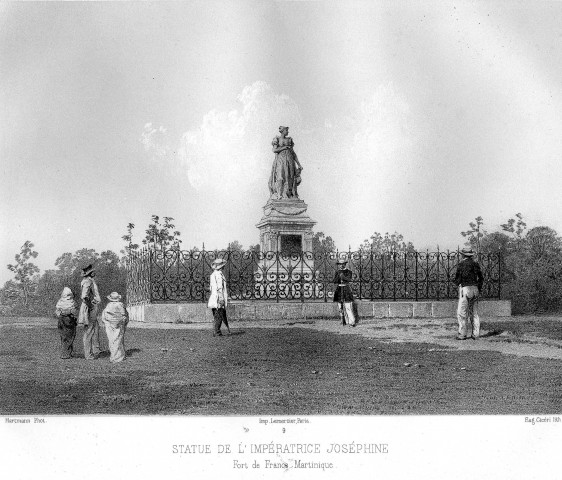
(256, 198, 316, 255)
(128, 300, 511, 323)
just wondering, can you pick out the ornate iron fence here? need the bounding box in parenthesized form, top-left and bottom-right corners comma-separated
(126, 247, 502, 305)
(126, 248, 151, 306)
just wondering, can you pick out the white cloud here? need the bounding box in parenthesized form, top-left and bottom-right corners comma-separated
(178, 81, 302, 192)
(140, 123, 171, 159)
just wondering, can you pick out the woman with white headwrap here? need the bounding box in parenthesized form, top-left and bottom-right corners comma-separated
(101, 292, 129, 363)
(55, 287, 78, 359)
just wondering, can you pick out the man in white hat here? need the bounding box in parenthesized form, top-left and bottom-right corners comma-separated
(454, 247, 484, 340)
(208, 258, 231, 336)
(333, 259, 356, 327)
(78, 264, 102, 358)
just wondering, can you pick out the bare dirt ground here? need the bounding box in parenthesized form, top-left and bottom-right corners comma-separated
(127, 315, 562, 360)
(1, 315, 561, 415)
(303, 317, 562, 360)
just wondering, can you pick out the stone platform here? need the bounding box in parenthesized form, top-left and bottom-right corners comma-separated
(128, 300, 511, 323)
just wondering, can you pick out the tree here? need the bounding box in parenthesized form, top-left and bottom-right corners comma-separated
(461, 216, 486, 255)
(480, 231, 510, 254)
(51, 249, 98, 297)
(60, 248, 99, 271)
(359, 232, 415, 255)
(501, 213, 527, 252)
(525, 226, 561, 260)
(227, 241, 244, 252)
(54, 252, 76, 278)
(504, 233, 562, 313)
(501, 212, 527, 239)
(141, 215, 182, 250)
(1, 280, 20, 299)
(247, 244, 261, 253)
(7, 241, 40, 307)
(121, 223, 140, 256)
(470, 214, 562, 313)
(33, 248, 127, 315)
(312, 232, 336, 255)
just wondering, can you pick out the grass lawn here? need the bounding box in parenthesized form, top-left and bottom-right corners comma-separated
(1, 321, 561, 415)
(485, 317, 562, 341)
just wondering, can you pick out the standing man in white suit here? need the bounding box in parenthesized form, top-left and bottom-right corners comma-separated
(208, 258, 231, 337)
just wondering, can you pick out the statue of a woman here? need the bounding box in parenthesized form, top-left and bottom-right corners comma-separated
(268, 126, 303, 200)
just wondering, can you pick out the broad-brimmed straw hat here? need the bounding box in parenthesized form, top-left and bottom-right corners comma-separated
(107, 292, 122, 302)
(81, 264, 95, 277)
(212, 259, 227, 270)
(460, 247, 475, 257)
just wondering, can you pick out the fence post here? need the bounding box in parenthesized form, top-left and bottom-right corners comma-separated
(498, 249, 502, 300)
(370, 243, 374, 301)
(436, 246, 440, 301)
(177, 247, 181, 301)
(403, 251, 407, 299)
(125, 254, 130, 305)
(227, 245, 231, 300)
(415, 251, 418, 302)
(381, 253, 385, 299)
(426, 250, 429, 299)
(359, 249, 362, 300)
(162, 243, 167, 301)
(455, 249, 461, 298)
(202, 243, 206, 304)
(348, 246, 353, 299)
(142, 249, 148, 305)
(392, 250, 397, 301)
(148, 246, 153, 304)
(252, 248, 257, 301)
(335, 249, 340, 303)
(323, 251, 328, 303)
(189, 248, 194, 302)
(276, 238, 279, 303)
(300, 250, 304, 303)
(447, 249, 450, 299)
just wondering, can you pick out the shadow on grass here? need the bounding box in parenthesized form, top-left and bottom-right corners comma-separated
(481, 329, 503, 338)
(74, 349, 143, 359)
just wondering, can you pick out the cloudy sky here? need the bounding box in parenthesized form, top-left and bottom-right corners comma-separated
(1, 1, 562, 283)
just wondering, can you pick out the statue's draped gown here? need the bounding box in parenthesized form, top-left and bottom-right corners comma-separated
(269, 136, 300, 199)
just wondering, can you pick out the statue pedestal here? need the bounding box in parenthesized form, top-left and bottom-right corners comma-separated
(256, 198, 317, 282)
(256, 198, 317, 254)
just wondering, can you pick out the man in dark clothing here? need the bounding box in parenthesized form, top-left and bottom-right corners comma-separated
(333, 259, 356, 327)
(454, 247, 484, 340)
